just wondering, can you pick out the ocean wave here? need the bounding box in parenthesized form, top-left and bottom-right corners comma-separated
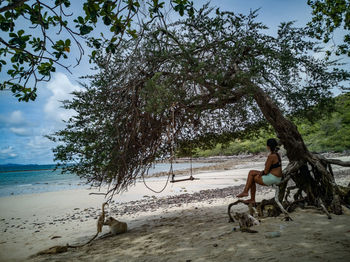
(15, 184, 33, 187)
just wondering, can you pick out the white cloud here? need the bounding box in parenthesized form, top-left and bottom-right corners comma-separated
(44, 72, 83, 123)
(0, 146, 18, 160)
(10, 127, 32, 136)
(0, 110, 26, 127)
(0, 110, 33, 137)
(27, 135, 53, 150)
(24, 136, 55, 164)
(9, 110, 25, 125)
(0, 147, 13, 154)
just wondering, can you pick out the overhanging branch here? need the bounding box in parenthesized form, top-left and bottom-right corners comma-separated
(317, 154, 350, 167)
(0, 0, 28, 13)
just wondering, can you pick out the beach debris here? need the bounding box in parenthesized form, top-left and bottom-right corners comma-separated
(51, 236, 62, 240)
(279, 224, 286, 231)
(264, 231, 281, 238)
(36, 245, 68, 255)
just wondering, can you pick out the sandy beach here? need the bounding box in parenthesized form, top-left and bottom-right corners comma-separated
(1, 155, 350, 262)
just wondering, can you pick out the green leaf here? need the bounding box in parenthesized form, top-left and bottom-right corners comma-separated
(103, 16, 111, 25)
(80, 24, 93, 35)
(77, 16, 84, 24)
(127, 29, 138, 39)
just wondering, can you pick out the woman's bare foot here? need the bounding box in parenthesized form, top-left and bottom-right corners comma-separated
(236, 192, 249, 198)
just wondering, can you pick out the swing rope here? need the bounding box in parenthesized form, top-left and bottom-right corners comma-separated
(141, 104, 176, 193)
(142, 103, 197, 191)
(142, 163, 173, 193)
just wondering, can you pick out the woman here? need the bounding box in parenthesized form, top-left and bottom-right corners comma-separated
(236, 138, 282, 204)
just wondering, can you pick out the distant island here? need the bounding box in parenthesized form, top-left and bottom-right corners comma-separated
(0, 164, 57, 173)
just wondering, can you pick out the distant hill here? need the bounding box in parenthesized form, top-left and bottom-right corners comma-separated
(0, 164, 56, 173)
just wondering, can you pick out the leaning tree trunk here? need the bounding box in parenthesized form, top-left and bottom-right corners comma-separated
(251, 84, 350, 215)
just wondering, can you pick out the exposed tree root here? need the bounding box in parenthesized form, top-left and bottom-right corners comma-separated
(227, 155, 350, 222)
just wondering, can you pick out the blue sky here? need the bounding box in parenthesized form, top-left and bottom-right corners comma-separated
(0, 0, 348, 164)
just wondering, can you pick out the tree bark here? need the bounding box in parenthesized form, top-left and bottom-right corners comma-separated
(250, 84, 348, 214)
(251, 84, 308, 161)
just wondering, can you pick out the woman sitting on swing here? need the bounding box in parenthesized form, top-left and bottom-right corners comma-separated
(236, 138, 282, 204)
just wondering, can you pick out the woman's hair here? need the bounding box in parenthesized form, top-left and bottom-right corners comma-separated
(267, 138, 280, 152)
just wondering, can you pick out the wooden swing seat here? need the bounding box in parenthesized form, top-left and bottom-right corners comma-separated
(170, 175, 199, 183)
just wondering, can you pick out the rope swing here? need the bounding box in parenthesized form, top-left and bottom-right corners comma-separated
(169, 104, 199, 183)
(141, 104, 198, 193)
(170, 153, 199, 183)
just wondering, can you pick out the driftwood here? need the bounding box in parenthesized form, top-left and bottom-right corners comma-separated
(227, 200, 256, 222)
(272, 184, 292, 221)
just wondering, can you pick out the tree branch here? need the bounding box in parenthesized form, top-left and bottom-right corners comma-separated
(317, 154, 350, 167)
(0, 0, 28, 13)
(277, 160, 305, 186)
(187, 89, 246, 111)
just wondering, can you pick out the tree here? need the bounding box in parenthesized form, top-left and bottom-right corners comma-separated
(48, 5, 350, 213)
(0, 0, 193, 101)
(307, 0, 350, 56)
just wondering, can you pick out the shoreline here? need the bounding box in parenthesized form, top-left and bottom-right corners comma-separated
(0, 155, 349, 261)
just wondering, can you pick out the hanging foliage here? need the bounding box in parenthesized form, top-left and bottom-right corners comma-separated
(48, 5, 350, 208)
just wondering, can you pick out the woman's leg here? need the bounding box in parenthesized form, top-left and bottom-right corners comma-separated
(236, 170, 261, 197)
(246, 175, 265, 203)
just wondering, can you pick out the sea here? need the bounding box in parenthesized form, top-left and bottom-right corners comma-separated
(0, 162, 215, 197)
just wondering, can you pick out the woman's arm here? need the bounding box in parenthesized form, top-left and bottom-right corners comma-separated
(262, 155, 274, 175)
